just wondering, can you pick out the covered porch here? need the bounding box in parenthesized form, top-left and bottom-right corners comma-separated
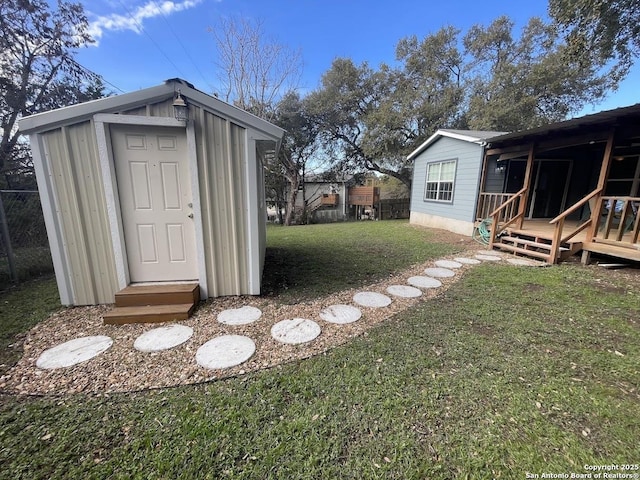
(474, 104, 640, 264)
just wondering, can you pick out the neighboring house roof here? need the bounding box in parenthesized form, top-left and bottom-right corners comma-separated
(407, 129, 507, 160)
(484, 102, 640, 145)
(19, 78, 284, 142)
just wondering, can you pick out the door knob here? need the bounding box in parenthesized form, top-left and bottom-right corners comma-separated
(187, 213, 194, 218)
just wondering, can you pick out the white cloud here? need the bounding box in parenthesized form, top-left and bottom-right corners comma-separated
(88, 0, 204, 43)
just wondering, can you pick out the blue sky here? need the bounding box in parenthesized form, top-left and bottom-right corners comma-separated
(75, 0, 639, 116)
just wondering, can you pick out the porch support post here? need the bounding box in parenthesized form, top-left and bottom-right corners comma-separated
(584, 128, 615, 245)
(516, 143, 535, 229)
(476, 149, 490, 221)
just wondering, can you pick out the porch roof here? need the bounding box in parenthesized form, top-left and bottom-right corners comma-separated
(485, 103, 640, 148)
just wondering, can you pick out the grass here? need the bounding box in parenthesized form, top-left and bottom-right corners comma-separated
(0, 222, 639, 478)
(0, 276, 59, 375)
(263, 220, 463, 302)
(0, 246, 54, 291)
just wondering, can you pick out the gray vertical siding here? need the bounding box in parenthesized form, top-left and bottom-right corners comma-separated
(42, 123, 119, 305)
(196, 109, 249, 296)
(410, 136, 483, 223)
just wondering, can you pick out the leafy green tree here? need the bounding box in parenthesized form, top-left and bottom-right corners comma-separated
(549, 0, 640, 81)
(463, 16, 612, 131)
(307, 58, 417, 188)
(0, 0, 98, 180)
(273, 91, 320, 225)
(307, 30, 465, 189)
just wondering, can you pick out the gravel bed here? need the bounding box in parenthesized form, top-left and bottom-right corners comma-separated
(1, 244, 487, 396)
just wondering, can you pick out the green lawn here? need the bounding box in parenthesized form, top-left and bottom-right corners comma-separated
(1, 222, 639, 479)
(263, 220, 463, 302)
(0, 246, 54, 291)
(0, 276, 59, 376)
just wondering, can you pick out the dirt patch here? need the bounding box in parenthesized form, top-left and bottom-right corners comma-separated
(523, 283, 544, 292)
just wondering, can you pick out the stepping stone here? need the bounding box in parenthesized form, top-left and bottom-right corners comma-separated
(407, 276, 442, 289)
(435, 259, 463, 269)
(475, 254, 502, 261)
(507, 258, 537, 266)
(424, 267, 456, 278)
(217, 306, 262, 325)
(454, 257, 481, 265)
(196, 335, 256, 369)
(36, 336, 113, 370)
(386, 285, 423, 298)
(271, 319, 321, 344)
(353, 292, 392, 308)
(319, 305, 362, 324)
(134, 324, 193, 352)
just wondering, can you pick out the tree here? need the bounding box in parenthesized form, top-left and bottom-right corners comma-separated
(462, 16, 613, 131)
(549, 0, 640, 82)
(0, 0, 97, 179)
(308, 30, 466, 190)
(273, 92, 320, 225)
(307, 58, 417, 188)
(2, 77, 110, 189)
(209, 17, 303, 121)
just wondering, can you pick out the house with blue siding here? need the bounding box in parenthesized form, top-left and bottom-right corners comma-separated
(407, 105, 640, 265)
(408, 129, 505, 236)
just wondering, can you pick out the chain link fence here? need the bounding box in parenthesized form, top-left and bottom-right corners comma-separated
(0, 190, 53, 290)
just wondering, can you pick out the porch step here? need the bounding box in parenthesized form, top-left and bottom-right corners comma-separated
(495, 232, 576, 263)
(104, 282, 200, 325)
(115, 283, 200, 307)
(103, 303, 195, 325)
(493, 242, 552, 260)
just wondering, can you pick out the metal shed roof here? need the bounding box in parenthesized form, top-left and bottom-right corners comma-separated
(19, 78, 285, 141)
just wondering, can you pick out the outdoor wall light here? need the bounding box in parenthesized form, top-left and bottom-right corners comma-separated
(172, 90, 189, 122)
(494, 163, 506, 174)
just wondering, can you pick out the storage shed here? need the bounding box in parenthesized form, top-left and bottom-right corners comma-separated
(19, 79, 284, 307)
(408, 129, 505, 235)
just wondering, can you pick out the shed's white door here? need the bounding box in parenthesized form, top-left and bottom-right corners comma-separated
(111, 125, 197, 282)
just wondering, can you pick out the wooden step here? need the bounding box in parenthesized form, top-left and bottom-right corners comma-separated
(115, 283, 199, 307)
(500, 235, 553, 251)
(493, 243, 552, 260)
(103, 303, 195, 325)
(504, 229, 553, 243)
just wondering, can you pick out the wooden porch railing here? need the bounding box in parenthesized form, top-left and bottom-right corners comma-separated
(593, 195, 640, 246)
(547, 188, 602, 263)
(485, 187, 528, 248)
(476, 192, 517, 221)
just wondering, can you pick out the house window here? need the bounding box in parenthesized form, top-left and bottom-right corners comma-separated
(424, 159, 457, 202)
